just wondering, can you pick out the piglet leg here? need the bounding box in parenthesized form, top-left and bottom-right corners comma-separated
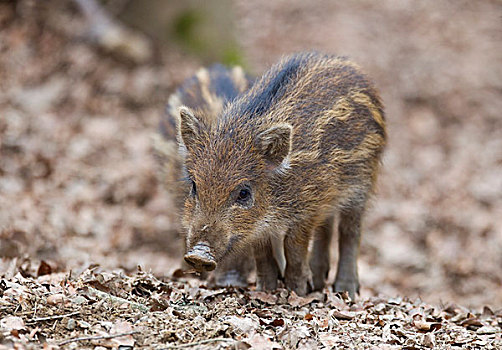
(254, 241, 280, 291)
(334, 207, 363, 299)
(310, 216, 334, 291)
(284, 225, 313, 296)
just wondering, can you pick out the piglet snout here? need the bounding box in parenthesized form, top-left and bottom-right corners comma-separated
(184, 242, 217, 271)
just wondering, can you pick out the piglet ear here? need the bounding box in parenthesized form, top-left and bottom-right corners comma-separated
(256, 124, 292, 168)
(177, 106, 202, 153)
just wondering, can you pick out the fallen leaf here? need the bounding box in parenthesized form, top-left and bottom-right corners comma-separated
(326, 290, 349, 310)
(388, 297, 403, 305)
(422, 333, 435, 347)
(78, 320, 91, 329)
(413, 318, 441, 332)
(454, 332, 474, 344)
(481, 306, 494, 318)
(288, 291, 318, 307)
(37, 260, 52, 277)
(47, 293, 66, 305)
(0, 316, 25, 331)
(248, 291, 278, 305)
(476, 325, 499, 334)
(472, 338, 489, 347)
(374, 303, 387, 314)
(281, 325, 310, 347)
(318, 333, 340, 347)
(260, 318, 285, 327)
(331, 310, 355, 320)
(243, 334, 282, 350)
(226, 316, 258, 334)
(318, 318, 329, 329)
(110, 320, 135, 347)
(233, 341, 252, 350)
(460, 315, 483, 328)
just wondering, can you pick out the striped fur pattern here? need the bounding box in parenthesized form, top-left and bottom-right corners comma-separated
(178, 52, 386, 296)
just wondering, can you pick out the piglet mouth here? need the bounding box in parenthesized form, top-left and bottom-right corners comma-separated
(184, 242, 217, 272)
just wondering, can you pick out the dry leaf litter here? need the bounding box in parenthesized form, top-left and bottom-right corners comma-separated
(1, 263, 501, 349)
(1, 1, 501, 349)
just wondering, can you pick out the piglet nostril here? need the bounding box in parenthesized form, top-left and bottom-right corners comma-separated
(184, 256, 197, 267)
(202, 261, 216, 270)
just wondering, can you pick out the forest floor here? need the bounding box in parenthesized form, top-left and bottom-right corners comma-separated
(0, 1, 501, 349)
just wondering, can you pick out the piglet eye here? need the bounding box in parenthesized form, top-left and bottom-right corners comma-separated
(191, 180, 197, 196)
(236, 188, 251, 204)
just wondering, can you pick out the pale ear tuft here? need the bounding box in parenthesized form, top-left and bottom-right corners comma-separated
(256, 124, 292, 168)
(177, 106, 201, 151)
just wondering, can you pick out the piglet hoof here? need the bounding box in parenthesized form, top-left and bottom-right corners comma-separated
(333, 279, 359, 300)
(285, 277, 308, 296)
(256, 274, 278, 292)
(310, 260, 330, 291)
(285, 270, 312, 296)
(311, 272, 327, 292)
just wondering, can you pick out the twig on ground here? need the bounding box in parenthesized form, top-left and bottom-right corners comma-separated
(59, 330, 139, 346)
(29, 311, 81, 323)
(87, 286, 150, 312)
(161, 338, 235, 349)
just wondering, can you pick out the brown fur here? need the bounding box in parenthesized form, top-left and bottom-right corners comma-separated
(178, 52, 386, 297)
(155, 64, 254, 210)
(154, 64, 254, 286)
